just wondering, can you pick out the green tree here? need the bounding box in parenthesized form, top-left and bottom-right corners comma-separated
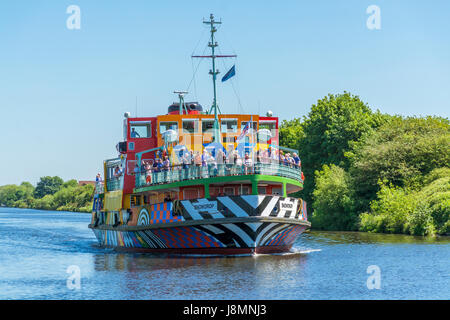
(34, 176, 64, 199)
(359, 168, 450, 236)
(279, 118, 303, 150)
(296, 92, 386, 204)
(311, 164, 357, 230)
(0, 178, 93, 213)
(0, 183, 35, 207)
(347, 116, 450, 212)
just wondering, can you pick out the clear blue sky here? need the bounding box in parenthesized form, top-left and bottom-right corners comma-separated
(0, 0, 449, 185)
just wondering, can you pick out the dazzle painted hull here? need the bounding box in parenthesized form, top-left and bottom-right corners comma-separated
(90, 195, 310, 255)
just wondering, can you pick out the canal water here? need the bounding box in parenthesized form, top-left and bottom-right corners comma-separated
(0, 207, 448, 300)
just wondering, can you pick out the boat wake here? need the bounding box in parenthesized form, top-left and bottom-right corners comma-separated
(252, 248, 322, 257)
(291, 248, 322, 254)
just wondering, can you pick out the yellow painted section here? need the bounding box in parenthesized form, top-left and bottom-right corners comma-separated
(122, 194, 131, 210)
(104, 190, 123, 211)
(103, 162, 108, 192)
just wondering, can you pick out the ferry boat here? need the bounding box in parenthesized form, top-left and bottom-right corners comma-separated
(89, 14, 310, 255)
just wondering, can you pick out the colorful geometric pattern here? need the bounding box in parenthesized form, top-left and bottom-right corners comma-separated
(92, 195, 310, 253)
(301, 200, 308, 221)
(93, 222, 307, 251)
(152, 226, 224, 248)
(137, 208, 150, 226)
(138, 202, 184, 225)
(264, 225, 305, 246)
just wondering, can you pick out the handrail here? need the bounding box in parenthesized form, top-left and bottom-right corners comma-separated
(268, 144, 299, 154)
(106, 177, 121, 191)
(135, 146, 164, 164)
(134, 162, 303, 188)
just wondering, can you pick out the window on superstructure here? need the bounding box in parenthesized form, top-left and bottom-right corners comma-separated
(241, 186, 250, 195)
(130, 121, 151, 138)
(131, 195, 142, 207)
(257, 186, 267, 195)
(259, 121, 277, 141)
(221, 119, 237, 133)
(224, 187, 235, 196)
(210, 187, 220, 197)
(272, 188, 282, 196)
(202, 119, 215, 134)
(159, 122, 178, 134)
(182, 119, 199, 134)
(241, 121, 257, 131)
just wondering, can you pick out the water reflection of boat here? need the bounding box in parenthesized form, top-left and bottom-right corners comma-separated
(89, 14, 310, 255)
(93, 251, 308, 274)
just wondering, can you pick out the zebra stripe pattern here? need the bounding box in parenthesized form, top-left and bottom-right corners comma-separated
(180, 195, 306, 222)
(92, 196, 308, 252)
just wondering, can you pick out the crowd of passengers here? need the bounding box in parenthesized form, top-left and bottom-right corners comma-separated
(108, 148, 302, 184)
(109, 148, 301, 183)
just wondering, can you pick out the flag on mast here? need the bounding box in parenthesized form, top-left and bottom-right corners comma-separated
(221, 65, 236, 82)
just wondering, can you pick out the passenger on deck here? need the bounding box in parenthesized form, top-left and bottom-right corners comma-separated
(201, 150, 209, 178)
(201, 150, 208, 167)
(293, 152, 301, 168)
(234, 152, 242, 174)
(262, 149, 270, 164)
(244, 152, 253, 174)
(181, 153, 190, 180)
(194, 152, 202, 178)
(208, 151, 218, 176)
(162, 156, 170, 171)
(144, 162, 152, 184)
(182, 152, 190, 169)
(114, 166, 123, 177)
(271, 149, 278, 164)
(216, 149, 225, 176)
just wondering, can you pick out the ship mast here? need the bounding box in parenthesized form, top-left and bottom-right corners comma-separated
(192, 13, 237, 143)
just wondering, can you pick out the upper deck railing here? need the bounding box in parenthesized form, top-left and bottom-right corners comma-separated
(134, 162, 303, 189)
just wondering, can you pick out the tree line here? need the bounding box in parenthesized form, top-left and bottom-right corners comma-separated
(280, 92, 449, 236)
(0, 176, 93, 213)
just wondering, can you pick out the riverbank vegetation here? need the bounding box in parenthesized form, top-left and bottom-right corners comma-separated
(0, 177, 93, 213)
(281, 92, 449, 236)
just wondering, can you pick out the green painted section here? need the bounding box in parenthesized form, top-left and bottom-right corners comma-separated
(135, 146, 163, 164)
(251, 180, 258, 195)
(134, 174, 302, 194)
(205, 184, 210, 198)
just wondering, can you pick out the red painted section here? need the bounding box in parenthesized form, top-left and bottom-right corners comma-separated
(259, 116, 279, 146)
(123, 117, 158, 194)
(167, 110, 202, 115)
